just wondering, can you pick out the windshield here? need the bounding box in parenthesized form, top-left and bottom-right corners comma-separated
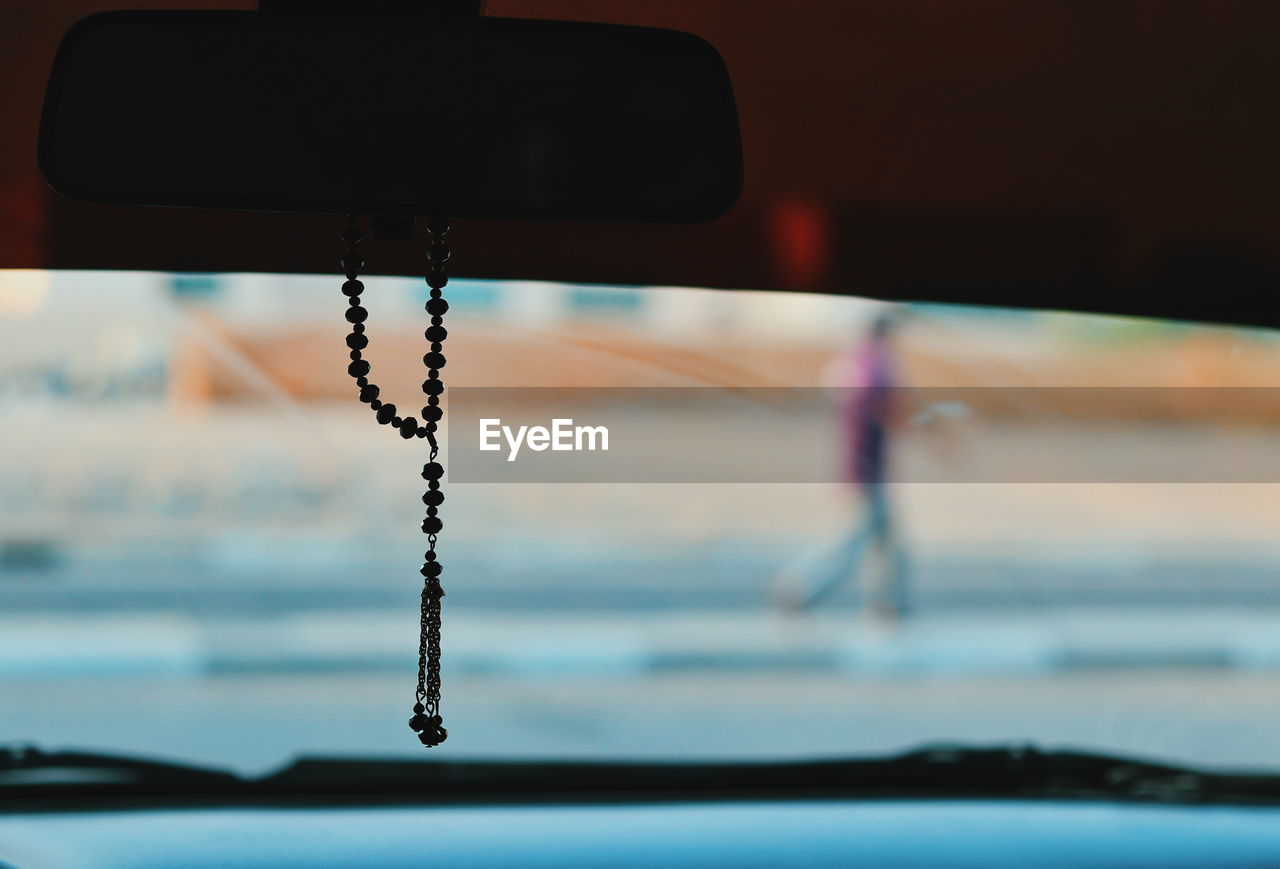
(3, 268, 1280, 776)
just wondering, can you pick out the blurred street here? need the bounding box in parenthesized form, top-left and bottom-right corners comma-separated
(4, 272, 1280, 776)
(9, 668, 1280, 775)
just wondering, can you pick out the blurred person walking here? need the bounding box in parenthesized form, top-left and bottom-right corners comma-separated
(773, 311, 909, 624)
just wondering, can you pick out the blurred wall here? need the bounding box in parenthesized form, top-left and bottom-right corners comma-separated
(6, 1, 1280, 325)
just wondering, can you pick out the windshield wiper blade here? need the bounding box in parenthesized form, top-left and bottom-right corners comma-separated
(259, 744, 1280, 805)
(0, 745, 240, 789)
(5, 743, 1280, 808)
(811, 744, 1263, 802)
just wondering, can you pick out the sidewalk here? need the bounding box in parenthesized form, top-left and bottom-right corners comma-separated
(4, 608, 1280, 679)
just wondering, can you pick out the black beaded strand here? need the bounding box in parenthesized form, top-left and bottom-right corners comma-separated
(412, 218, 450, 746)
(340, 215, 450, 747)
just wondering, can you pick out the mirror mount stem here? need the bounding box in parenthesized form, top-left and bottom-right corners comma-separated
(257, 0, 484, 20)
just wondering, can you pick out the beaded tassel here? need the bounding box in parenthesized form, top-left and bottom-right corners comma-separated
(340, 215, 450, 747)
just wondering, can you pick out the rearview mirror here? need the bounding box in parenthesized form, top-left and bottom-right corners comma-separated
(39, 11, 742, 222)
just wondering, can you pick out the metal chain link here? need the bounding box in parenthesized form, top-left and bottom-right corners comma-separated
(340, 214, 449, 747)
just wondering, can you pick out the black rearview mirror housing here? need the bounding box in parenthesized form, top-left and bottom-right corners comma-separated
(39, 11, 743, 222)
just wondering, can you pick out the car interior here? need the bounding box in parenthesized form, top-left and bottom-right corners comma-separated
(4, 1, 1280, 866)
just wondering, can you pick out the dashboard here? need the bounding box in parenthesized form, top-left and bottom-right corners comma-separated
(3, 799, 1280, 868)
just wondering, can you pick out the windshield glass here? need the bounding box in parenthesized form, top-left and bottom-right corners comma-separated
(3, 268, 1280, 775)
